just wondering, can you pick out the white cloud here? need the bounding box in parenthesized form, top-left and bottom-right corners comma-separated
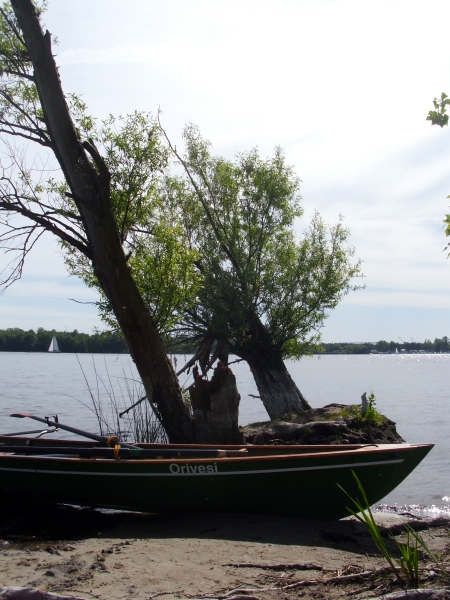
(3, 278, 98, 300)
(342, 288, 450, 309)
(0, 296, 101, 332)
(58, 46, 175, 67)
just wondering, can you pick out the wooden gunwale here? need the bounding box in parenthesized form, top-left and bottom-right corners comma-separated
(0, 435, 368, 451)
(0, 442, 432, 465)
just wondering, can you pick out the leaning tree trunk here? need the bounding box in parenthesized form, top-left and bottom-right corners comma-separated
(236, 316, 310, 420)
(244, 349, 311, 420)
(12, 0, 194, 443)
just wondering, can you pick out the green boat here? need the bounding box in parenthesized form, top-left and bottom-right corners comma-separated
(0, 435, 432, 519)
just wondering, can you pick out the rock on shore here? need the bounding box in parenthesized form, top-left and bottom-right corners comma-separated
(240, 403, 405, 445)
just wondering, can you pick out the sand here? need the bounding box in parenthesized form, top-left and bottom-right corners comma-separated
(2, 508, 449, 600)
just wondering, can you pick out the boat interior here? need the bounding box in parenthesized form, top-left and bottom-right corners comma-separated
(0, 434, 422, 459)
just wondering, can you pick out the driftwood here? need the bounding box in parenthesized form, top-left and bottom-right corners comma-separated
(365, 589, 450, 600)
(200, 597, 262, 600)
(381, 517, 450, 537)
(322, 570, 374, 584)
(0, 589, 85, 600)
(273, 570, 375, 591)
(223, 562, 324, 571)
(191, 588, 271, 599)
(349, 584, 382, 596)
(192, 566, 391, 600)
(189, 560, 450, 600)
(147, 591, 185, 599)
(223, 597, 261, 600)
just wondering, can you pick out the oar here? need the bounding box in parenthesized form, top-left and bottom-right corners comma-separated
(0, 428, 58, 437)
(10, 413, 136, 448)
(0, 445, 247, 459)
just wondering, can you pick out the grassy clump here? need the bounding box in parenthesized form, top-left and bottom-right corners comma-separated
(359, 392, 383, 424)
(341, 392, 385, 426)
(338, 471, 449, 589)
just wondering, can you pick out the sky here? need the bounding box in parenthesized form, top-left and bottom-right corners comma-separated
(0, 0, 449, 343)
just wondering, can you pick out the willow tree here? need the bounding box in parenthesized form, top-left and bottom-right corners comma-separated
(61, 111, 201, 336)
(164, 125, 363, 419)
(0, 0, 194, 442)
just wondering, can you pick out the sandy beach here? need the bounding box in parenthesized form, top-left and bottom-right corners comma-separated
(1, 505, 449, 600)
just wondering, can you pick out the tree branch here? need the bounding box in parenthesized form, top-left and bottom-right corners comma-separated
(0, 198, 91, 258)
(158, 116, 245, 282)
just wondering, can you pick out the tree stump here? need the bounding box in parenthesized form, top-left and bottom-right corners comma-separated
(189, 362, 243, 444)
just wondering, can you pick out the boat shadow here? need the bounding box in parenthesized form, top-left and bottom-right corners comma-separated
(0, 501, 378, 556)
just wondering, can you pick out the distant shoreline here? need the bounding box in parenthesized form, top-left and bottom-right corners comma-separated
(0, 327, 448, 355)
(1, 350, 449, 358)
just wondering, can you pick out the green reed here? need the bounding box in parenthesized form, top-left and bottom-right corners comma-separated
(336, 470, 444, 589)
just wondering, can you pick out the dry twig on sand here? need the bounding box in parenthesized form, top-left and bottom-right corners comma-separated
(368, 589, 450, 600)
(189, 565, 394, 599)
(380, 517, 450, 537)
(222, 562, 325, 571)
(0, 589, 86, 600)
(148, 591, 185, 599)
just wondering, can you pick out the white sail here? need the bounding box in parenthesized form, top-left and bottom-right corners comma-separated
(48, 335, 61, 353)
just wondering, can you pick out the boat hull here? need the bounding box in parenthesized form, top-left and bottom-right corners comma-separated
(0, 441, 432, 519)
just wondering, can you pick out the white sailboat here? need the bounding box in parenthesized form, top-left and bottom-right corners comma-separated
(48, 334, 61, 353)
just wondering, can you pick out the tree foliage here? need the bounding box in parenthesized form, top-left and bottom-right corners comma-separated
(167, 125, 363, 361)
(59, 111, 201, 333)
(426, 92, 450, 128)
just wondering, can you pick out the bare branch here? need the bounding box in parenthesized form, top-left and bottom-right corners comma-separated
(0, 224, 43, 289)
(0, 89, 50, 142)
(0, 197, 91, 258)
(2, 68, 34, 80)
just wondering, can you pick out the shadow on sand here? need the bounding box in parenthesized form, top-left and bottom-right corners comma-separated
(0, 500, 377, 556)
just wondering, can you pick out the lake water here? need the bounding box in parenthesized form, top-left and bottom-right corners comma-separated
(0, 352, 449, 514)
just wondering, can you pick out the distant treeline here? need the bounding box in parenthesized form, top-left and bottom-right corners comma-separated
(0, 328, 128, 353)
(321, 337, 449, 354)
(1, 328, 449, 355)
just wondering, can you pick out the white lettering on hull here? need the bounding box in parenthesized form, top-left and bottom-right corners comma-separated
(0, 459, 404, 477)
(169, 462, 218, 474)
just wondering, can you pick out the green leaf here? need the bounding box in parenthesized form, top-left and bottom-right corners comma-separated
(427, 93, 450, 127)
(444, 214, 450, 237)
